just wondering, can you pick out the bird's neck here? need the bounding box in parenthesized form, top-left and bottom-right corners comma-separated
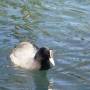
(40, 60, 50, 70)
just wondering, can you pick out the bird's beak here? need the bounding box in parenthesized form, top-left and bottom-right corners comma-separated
(49, 50, 55, 66)
(49, 57, 55, 66)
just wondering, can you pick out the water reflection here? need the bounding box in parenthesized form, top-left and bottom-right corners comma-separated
(32, 71, 49, 90)
(9, 68, 54, 90)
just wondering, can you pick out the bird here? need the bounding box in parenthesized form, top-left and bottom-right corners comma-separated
(10, 42, 55, 70)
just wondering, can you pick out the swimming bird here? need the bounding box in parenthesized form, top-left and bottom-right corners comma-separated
(10, 42, 55, 70)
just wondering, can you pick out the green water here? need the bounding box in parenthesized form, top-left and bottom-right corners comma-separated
(0, 0, 90, 90)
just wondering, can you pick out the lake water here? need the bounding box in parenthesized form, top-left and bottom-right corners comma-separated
(0, 0, 90, 90)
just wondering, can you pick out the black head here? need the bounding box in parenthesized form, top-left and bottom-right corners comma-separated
(34, 47, 54, 70)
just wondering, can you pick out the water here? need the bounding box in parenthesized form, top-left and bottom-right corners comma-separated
(0, 0, 90, 90)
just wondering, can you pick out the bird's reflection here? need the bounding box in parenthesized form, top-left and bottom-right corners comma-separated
(10, 67, 53, 90)
(32, 71, 53, 90)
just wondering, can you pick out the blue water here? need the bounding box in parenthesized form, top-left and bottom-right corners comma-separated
(0, 0, 90, 90)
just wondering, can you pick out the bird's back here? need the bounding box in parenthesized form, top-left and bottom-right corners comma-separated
(10, 42, 38, 69)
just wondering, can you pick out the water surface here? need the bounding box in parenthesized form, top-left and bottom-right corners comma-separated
(0, 0, 90, 90)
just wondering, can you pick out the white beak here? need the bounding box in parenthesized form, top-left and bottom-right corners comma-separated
(49, 57, 55, 66)
(49, 50, 55, 66)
